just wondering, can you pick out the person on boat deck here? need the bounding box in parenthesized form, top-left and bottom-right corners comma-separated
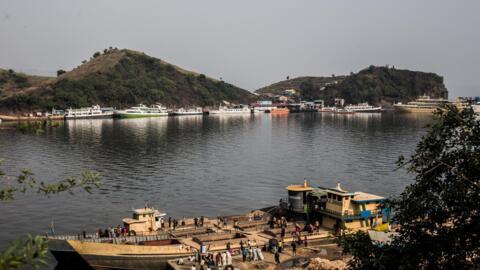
(182, 217, 186, 226)
(242, 247, 247, 262)
(200, 216, 204, 226)
(168, 217, 172, 228)
(194, 217, 198, 227)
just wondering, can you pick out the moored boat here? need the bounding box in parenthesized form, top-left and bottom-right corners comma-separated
(65, 105, 114, 120)
(393, 95, 449, 113)
(209, 105, 251, 114)
(334, 108, 355, 114)
(317, 107, 336, 113)
(67, 238, 194, 270)
(271, 107, 290, 115)
(172, 107, 203, 116)
(344, 103, 382, 113)
(115, 104, 169, 118)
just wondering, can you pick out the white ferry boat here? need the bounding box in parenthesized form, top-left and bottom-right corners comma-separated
(394, 95, 449, 113)
(65, 105, 114, 120)
(115, 104, 169, 118)
(172, 107, 203, 116)
(345, 103, 382, 113)
(209, 105, 252, 114)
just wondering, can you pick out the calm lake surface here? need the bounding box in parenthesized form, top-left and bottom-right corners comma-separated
(0, 113, 431, 249)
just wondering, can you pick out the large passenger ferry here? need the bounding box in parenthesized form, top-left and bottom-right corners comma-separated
(65, 105, 114, 120)
(393, 95, 449, 113)
(115, 104, 169, 118)
(344, 103, 382, 113)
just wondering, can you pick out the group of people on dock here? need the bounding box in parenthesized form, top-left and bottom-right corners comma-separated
(160, 216, 206, 230)
(239, 239, 264, 262)
(182, 250, 236, 270)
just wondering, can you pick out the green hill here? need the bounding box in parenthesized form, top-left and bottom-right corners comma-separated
(0, 49, 257, 113)
(256, 66, 448, 105)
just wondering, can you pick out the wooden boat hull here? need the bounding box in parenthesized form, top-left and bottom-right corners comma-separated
(68, 240, 194, 270)
(48, 239, 93, 269)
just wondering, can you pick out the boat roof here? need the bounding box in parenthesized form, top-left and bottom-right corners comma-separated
(133, 208, 156, 215)
(286, 185, 314, 192)
(352, 192, 385, 203)
(318, 183, 355, 196)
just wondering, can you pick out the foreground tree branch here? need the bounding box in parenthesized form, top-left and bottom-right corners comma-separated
(338, 105, 480, 269)
(0, 160, 101, 269)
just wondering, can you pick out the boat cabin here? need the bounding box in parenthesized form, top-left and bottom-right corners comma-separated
(122, 207, 165, 235)
(286, 180, 314, 213)
(284, 181, 389, 232)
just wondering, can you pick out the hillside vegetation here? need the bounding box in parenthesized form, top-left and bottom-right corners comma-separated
(0, 49, 256, 113)
(0, 69, 52, 99)
(256, 66, 448, 105)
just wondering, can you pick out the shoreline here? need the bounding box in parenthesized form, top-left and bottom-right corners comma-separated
(0, 114, 64, 122)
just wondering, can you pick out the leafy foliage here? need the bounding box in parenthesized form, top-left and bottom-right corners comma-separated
(0, 160, 101, 268)
(0, 235, 48, 270)
(338, 106, 480, 269)
(0, 161, 101, 201)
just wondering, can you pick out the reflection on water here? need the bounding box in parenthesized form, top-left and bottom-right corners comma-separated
(0, 113, 432, 253)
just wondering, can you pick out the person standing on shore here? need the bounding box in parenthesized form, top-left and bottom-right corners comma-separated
(291, 241, 297, 256)
(274, 251, 280, 264)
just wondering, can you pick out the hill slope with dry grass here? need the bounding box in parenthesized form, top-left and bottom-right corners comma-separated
(0, 49, 256, 113)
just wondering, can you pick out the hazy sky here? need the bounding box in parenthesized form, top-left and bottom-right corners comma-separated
(1, 0, 479, 97)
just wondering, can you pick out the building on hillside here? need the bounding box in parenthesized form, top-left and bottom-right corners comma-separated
(314, 100, 325, 109)
(282, 89, 297, 96)
(275, 95, 289, 102)
(334, 98, 345, 107)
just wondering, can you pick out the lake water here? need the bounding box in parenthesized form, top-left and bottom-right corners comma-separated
(0, 113, 431, 252)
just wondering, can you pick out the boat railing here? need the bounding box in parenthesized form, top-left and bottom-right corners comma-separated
(46, 232, 171, 244)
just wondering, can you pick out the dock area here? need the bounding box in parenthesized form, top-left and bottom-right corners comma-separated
(161, 216, 347, 270)
(46, 181, 387, 270)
